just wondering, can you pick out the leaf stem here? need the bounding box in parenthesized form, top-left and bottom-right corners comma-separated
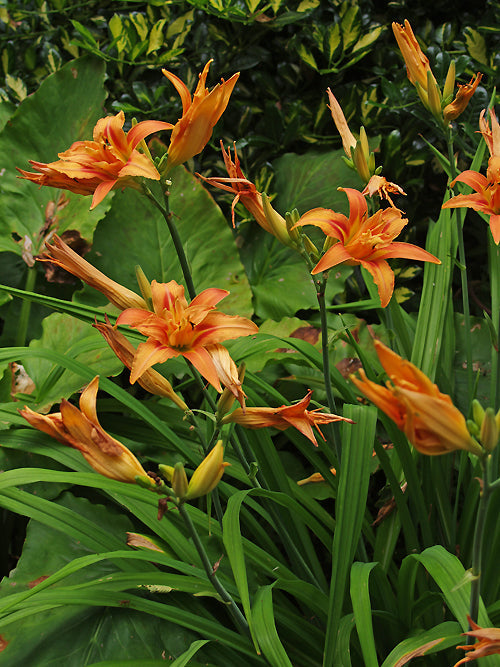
(446, 127, 473, 408)
(469, 454, 493, 631)
(15, 266, 37, 347)
(177, 502, 250, 637)
(143, 185, 197, 300)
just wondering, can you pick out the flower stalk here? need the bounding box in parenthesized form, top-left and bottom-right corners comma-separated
(469, 454, 493, 628)
(177, 502, 250, 637)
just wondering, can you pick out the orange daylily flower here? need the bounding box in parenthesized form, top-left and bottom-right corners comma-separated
(116, 280, 257, 401)
(93, 316, 188, 411)
(38, 234, 147, 311)
(392, 20, 481, 122)
(443, 109, 500, 243)
(162, 60, 239, 171)
(454, 616, 500, 666)
(350, 340, 483, 456)
(294, 187, 440, 307)
(392, 19, 436, 92)
(18, 111, 172, 209)
(221, 389, 353, 447)
(20, 376, 148, 482)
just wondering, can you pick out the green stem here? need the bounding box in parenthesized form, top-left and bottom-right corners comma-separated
(177, 503, 250, 636)
(447, 128, 473, 407)
(469, 455, 492, 629)
(315, 276, 341, 465)
(15, 266, 37, 347)
(144, 186, 197, 300)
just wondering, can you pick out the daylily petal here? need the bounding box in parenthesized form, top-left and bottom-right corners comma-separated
(450, 170, 489, 192)
(375, 241, 441, 263)
(183, 346, 223, 392)
(91, 180, 118, 209)
(312, 244, 353, 274)
(490, 213, 500, 243)
(126, 120, 174, 151)
(359, 258, 394, 308)
(130, 340, 179, 384)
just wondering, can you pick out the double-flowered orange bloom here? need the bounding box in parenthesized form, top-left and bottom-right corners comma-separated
(294, 187, 440, 307)
(18, 111, 172, 209)
(116, 280, 257, 405)
(20, 376, 147, 482)
(350, 340, 482, 456)
(443, 108, 500, 243)
(221, 389, 353, 447)
(162, 60, 239, 171)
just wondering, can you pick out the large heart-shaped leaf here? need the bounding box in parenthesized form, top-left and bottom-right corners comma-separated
(0, 55, 110, 256)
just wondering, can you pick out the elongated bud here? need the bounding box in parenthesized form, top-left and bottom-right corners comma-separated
(172, 462, 189, 499)
(472, 399, 485, 428)
(480, 408, 499, 452)
(184, 440, 230, 500)
(302, 234, 320, 262)
(135, 265, 153, 308)
(261, 194, 293, 247)
(442, 60, 456, 103)
(158, 464, 175, 483)
(467, 419, 480, 437)
(352, 142, 371, 184)
(285, 210, 301, 244)
(426, 69, 442, 119)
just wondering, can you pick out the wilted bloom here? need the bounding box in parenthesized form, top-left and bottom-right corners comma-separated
(443, 108, 500, 243)
(362, 175, 406, 208)
(327, 88, 374, 183)
(454, 616, 500, 666)
(443, 73, 483, 122)
(20, 376, 148, 482)
(162, 60, 239, 171)
(93, 316, 188, 411)
(18, 111, 172, 209)
(221, 389, 353, 447)
(116, 280, 257, 400)
(294, 187, 440, 307)
(39, 234, 147, 310)
(184, 440, 230, 500)
(198, 143, 293, 245)
(297, 467, 336, 485)
(350, 340, 483, 456)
